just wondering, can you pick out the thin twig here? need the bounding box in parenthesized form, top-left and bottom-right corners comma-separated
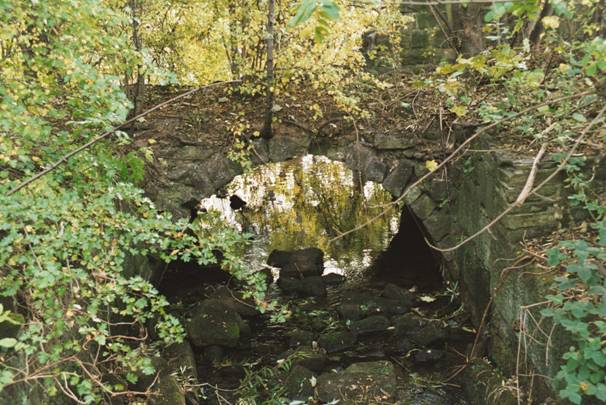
(329, 91, 593, 244)
(514, 142, 547, 207)
(428, 104, 605, 253)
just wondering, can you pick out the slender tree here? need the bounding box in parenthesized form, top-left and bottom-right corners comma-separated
(130, 0, 145, 116)
(261, 0, 275, 139)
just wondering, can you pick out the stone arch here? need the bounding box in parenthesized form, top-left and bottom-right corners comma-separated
(144, 131, 456, 256)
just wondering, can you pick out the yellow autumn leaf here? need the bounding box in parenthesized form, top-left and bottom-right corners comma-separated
(542, 16, 560, 30)
(450, 104, 468, 117)
(425, 160, 439, 172)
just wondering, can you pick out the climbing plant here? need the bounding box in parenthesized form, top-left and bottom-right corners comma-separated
(1, 0, 605, 403)
(428, 2, 606, 403)
(0, 1, 251, 403)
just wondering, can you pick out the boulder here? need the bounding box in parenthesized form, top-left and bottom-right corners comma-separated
(278, 276, 326, 297)
(345, 143, 387, 183)
(299, 276, 327, 297)
(337, 293, 412, 320)
(411, 348, 445, 365)
(397, 388, 452, 405)
(292, 348, 328, 373)
(338, 303, 366, 321)
(281, 346, 328, 373)
(341, 290, 410, 317)
(149, 372, 186, 405)
(381, 283, 414, 307)
(349, 315, 390, 336)
(393, 314, 446, 347)
(268, 135, 310, 162)
(187, 299, 242, 348)
(238, 319, 252, 340)
(203, 345, 225, 363)
(289, 329, 315, 348)
(316, 360, 397, 403)
(318, 331, 356, 353)
(209, 286, 259, 318)
(268, 248, 324, 279)
(284, 365, 315, 401)
(391, 338, 414, 355)
(374, 133, 418, 150)
(163, 341, 198, 381)
(137, 357, 186, 405)
(368, 297, 411, 316)
(277, 277, 302, 295)
(322, 273, 346, 286)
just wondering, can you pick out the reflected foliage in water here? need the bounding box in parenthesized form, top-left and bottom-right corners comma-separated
(202, 155, 400, 277)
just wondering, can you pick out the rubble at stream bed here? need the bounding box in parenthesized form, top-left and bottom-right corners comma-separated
(156, 247, 478, 405)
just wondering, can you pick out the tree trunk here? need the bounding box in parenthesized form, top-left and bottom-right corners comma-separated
(130, 0, 145, 116)
(529, 0, 553, 54)
(453, 4, 485, 56)
(261, 0, 275, 140)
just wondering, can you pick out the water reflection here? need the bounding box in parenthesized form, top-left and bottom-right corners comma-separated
(200, 155, 401, 278)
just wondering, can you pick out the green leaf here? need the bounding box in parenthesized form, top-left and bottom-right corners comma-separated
(320, 0, 340, 20)
(0, 338, 17, 348)
(547, 248, 565, 266)
(288, 0, 317, 28)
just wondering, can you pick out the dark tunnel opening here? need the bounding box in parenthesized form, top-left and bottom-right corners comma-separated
(372, 205, 443, 291)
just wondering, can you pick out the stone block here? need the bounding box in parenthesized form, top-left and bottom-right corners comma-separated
(268, 135, 310, 162)
(409, 193, 438, 220)
(382, 159, 415, 197)
(374, 133, 418, 150)
(409, 29, 430, 49)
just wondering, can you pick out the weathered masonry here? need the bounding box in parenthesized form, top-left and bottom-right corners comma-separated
(140, 115, 605, 403)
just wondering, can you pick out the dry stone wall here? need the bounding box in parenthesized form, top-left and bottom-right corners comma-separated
(141, 123, 605, 403)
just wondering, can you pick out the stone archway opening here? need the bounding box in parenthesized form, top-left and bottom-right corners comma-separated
(372, 205, 444, 291)
(156, 153, 450, 298)
(198, 154, 402, 280)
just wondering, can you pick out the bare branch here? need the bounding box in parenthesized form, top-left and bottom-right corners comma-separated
(7, 80, 241, 196)
(329, 90, 594, 244)
(428, 105, 606, 253)
(514, 142, 548, 207)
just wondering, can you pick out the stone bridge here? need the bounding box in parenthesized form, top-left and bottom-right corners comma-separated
(140, 116, 606, 402)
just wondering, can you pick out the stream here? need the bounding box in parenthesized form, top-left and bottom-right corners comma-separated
(159, 156, 476, 405)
